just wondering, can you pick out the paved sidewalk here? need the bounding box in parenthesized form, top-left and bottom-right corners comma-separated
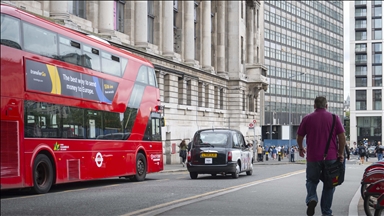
(160, 156, 303, 173)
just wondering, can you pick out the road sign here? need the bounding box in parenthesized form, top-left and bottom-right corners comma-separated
(253, 119, 256, 124)
(249, 123, 254, 129)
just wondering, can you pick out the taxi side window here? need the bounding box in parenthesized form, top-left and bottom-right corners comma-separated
(238, 133, 246, 148)
(232, 133, 240, 148)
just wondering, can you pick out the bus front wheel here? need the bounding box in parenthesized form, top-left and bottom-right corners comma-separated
(132, 153, 147, 181)
(33, 154, 53, 194)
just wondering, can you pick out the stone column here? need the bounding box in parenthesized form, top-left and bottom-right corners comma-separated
(246, 5, 254, 64)
(162, 1, 174, 57)
(183, 1, 195, 64)
(227, 1, 240, 79)
(135, 1, 148, 47)
(86, 1, 99, 32)
(201, 1, 213, 72)
(98, 1, 114, 33)
(50, 1, 69, 19)
(217, 1, 226, 76)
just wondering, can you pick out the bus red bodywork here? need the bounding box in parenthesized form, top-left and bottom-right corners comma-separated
(1, 4, 163, 193)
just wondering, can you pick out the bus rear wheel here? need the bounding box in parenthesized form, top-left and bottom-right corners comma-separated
(132, 153, 146, 181)
(33, 154, 53, 194)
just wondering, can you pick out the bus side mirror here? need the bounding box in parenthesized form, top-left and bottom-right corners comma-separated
(160, 117, 165, 127)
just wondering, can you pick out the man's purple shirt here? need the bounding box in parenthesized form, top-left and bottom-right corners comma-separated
(297, 108, 345, 162)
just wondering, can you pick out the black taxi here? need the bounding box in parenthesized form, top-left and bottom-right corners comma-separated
(186, 128, 253, 179)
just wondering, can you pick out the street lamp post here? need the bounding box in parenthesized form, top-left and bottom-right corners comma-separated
(288, 72, 305, 149)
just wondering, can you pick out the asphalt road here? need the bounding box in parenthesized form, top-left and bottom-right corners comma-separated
(1, 159, 367, 216)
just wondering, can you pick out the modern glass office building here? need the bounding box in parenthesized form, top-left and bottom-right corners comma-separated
(349, 1, 383, 147)
(262, 1, 344, 144)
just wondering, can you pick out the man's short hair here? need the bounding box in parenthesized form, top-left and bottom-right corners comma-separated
(314, 96, 327, 109)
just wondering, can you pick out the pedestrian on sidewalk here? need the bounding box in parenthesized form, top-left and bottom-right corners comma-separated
(375, 141, 383, 161)
(179, 139, 188, 167)
(290, 147, 295, 162)
(296, 96, 346, 216)
(257, 145, 263, 162)
(358, 144, 367, 165)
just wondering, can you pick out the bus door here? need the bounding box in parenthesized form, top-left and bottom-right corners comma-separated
(143, 112, 163, 173)
(1, 98, 23, 189)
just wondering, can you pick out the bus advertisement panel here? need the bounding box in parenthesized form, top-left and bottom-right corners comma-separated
(1, 4, 164, 194)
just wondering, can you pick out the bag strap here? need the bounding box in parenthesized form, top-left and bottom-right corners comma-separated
(323, 114, 336, 160)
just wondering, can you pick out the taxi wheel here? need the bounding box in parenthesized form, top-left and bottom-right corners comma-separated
(246, 168, 253, 175)
(190, 172, 198, 179)
(232, 163, 240, 179)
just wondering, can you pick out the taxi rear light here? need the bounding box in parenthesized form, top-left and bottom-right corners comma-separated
(227, 151, 232, 162)
(187, 151, 191, 161)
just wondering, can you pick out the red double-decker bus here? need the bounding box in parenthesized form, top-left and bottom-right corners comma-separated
(1, 4, 164, 193)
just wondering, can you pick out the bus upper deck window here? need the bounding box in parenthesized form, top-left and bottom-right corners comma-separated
(1, 14, 21, 50)
(22, 22, 58, 58)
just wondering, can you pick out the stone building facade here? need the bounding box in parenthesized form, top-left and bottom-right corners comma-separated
(2, 0, 268, 164)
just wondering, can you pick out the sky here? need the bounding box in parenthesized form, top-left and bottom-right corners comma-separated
(343, 1, 350, 101)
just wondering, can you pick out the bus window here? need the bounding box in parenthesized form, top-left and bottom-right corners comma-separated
(121, 57, 128, 76)
(0, 14, 21, 50)
(22, 22, 58, 59)
(83, 44, 101, 71)
(101, 51, 121, 77)
(128, 84, 145, 109)
(137, 66, 148, 84)
(148, 67, 157, 87)
(58, 36, 82, 66)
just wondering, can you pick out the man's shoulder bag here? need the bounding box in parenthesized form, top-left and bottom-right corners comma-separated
(320, 114, 345, 189)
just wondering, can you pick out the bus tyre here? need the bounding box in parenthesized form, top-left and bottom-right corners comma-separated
(132, 153, 146, 181)
(33, 154, 53, 194)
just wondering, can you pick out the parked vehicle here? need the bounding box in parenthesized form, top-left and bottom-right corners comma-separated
(368, 146, 377, 158)
(187, 128, 253, 179)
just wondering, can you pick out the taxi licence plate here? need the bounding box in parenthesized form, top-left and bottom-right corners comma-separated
(201, 153, 217, 158)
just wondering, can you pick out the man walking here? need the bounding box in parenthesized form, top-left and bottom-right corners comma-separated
(296, 96, 346, 216)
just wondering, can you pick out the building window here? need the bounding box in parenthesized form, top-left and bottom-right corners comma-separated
(355, 43, 367, 52)
(373, 89, 382, 110)
(355, 8, 367, 17)
(374, 6, 382, 17)
(355, 31, 367, 40)
(374, 54, 382, 64)
(356, 66, 367, 75)
(71, 1, 86, 19)
(220, 88, 224, 110)
(249, 95, 255, 112)
(256, 9, 259, 29)
(114, 0, 125, 33)
(178, 77, 184, 105)
(372, 18, 382, 29)
(147, 0, 155, 44)
(373, 29, 382, 40)
(356, 90, 367, 110)
(198, 82, 203, 107)
(355, 19, 367, 28)
(355, 77, 367, 87)
(214, 86, 219, 109)
(205, 84, 209, 108)
(187, 80, 192, 105)
(355, 54, 367, 64)
(242, 91, 246, 111)
(164, 74, 170, 103)
(173, 0, 178, 29)
(241, 36, 244, 64)
(241, 1, 243, 19)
